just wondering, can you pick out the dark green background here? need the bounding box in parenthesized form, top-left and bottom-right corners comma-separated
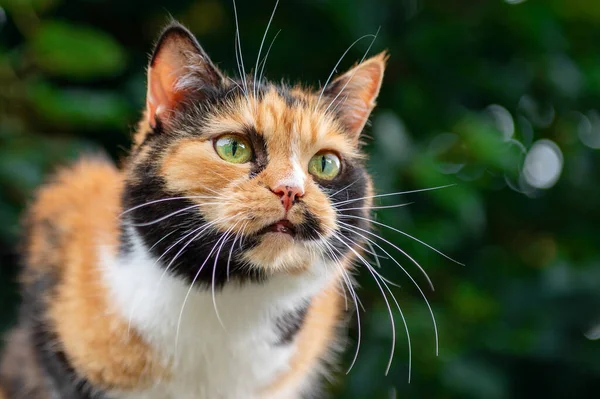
(1, 0, 599, 398)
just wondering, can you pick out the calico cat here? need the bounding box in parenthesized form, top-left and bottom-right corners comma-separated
(0, 21, 386, 399)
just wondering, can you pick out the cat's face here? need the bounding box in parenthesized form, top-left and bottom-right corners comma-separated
(122, 23, 386, 286)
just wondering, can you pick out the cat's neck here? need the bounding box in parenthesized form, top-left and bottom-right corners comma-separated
(99, 227, 336, 398)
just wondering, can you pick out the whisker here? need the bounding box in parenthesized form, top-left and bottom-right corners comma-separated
(226, 76, 245, 93)
(368, 262, 411, 382)
(211, 225, 238, 331)
(155, 216, 235, 283)
(337, 220, 434, 290)
(149, 229, 178, 251)
(120, 195, 224, 216)
(315, 34, 377, 111)
(316, 233, 348, 308)
(336, 202, 413, 212)
(342, 215, 464, 266)
(254, 0, 279, 99)
(323, 27, 380, 116)
(258, 29, 281, 88)
(175, 228, 234, 350)
(340, 234, 401, 290)
(332, 184, 457, 208)
(126, 219, 224, 337)
(232, 0, 249, 98)
(366, 240, 382, 268)
(327, 179, 360, 199)
(127, 216, 236, 343)
(337, 223, 439, 357)
(129, 202, 227, 227)
(331, 233, 399, 376)
(227, 221, 248, 281)
(320, 238, 364, 373)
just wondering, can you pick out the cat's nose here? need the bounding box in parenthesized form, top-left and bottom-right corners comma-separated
(271, 185, 304, 211)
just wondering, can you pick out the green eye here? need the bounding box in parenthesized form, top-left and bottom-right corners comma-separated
(214, 135, 252, 164)
(308, 151, 341, 180)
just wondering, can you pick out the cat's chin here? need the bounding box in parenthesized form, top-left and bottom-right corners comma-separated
(241, 232, 317, 273)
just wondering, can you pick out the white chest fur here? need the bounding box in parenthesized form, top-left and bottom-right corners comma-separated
(100, 232, 333, 399)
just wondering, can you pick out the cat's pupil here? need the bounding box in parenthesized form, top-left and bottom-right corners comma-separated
(232, 140, 238, 157)
(321, 155, 326, 172)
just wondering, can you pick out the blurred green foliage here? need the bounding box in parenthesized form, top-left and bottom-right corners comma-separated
(1, 0, 599, 398)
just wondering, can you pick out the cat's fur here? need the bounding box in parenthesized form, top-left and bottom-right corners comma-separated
(0, 21, 386, 399)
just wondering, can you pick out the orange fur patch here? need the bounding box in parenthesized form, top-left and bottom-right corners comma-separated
(24, 159, 164, 390)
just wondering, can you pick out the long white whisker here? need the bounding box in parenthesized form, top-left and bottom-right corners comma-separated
(338, 220, 434, 290)
(211, 225, 238, 331)
(332, 184, 456, 208)
(156, 216, 235, 282)
(149, 229, 178, 251)
(332, 233, 399, 376)
(129, 202, 227, 227)
(127, 216, 234, 339)
(120, 195, 224, 215)
(320, 238, 363, 373)
(336, 202, 413, 212)
(323, 27, 380, 115)
(254, 0, 279, 99)
(327, 179, 360, 199)
(338, 223, 439, 357)
(355, 251, 410, 378)
(316, 233, 348, 308)
(258, 29, 281, 88)
(227, 221, 248, 281)
(232, 0, 248, 97)
(367, 261, 411, 382)
(315, 34, 377, 111)
(366, 240, 382, 269)
(342, 215, 464, 266)
(339, 233, 401, 290)
(175, 229, 233, 350)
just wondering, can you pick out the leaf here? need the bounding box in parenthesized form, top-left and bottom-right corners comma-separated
(29, 20, 126, 79)
(27, 80, 131, 129)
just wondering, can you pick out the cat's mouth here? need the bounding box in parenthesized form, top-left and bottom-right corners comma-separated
(259, 219, 296, 237)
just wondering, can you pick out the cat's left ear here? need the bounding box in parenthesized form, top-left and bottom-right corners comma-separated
(322, 52, 388, 142)
(146, 22, 224, 129)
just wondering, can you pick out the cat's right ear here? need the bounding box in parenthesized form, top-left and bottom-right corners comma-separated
(146, 22, 224, 129)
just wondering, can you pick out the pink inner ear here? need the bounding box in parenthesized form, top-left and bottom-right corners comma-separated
(146, 50, 186, 128)
(357, 63, 383, 105)
(342, 59, 385, 136)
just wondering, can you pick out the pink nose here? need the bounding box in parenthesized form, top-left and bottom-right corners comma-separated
(271, 185, 304, 211)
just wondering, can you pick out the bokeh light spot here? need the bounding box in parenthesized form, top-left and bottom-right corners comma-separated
(487, 104, 515, 140)
(578, 111, 600, 149)
(523, 140, 563, 189)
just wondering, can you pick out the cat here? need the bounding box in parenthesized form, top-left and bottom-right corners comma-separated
(0, 21, 386, 399)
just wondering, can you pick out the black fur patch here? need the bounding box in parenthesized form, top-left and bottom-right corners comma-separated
(244, 126, 269, 177)
(318, 158, 371, 258)
(295, 208, 323, 241)
(275, 303, 309, 345)
(2, 273, 106, 399)
(122, 157, 268, 288)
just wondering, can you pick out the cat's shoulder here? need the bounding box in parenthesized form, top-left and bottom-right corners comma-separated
(21, 154, 124, 278)
(27, 154, 123, 223)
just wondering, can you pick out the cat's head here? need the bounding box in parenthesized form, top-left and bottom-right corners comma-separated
(122, 22, 386, 286)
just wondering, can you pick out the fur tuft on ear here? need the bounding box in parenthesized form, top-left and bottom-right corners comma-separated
(146, 21, 224, 129)
(322, 51, 388, 142)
